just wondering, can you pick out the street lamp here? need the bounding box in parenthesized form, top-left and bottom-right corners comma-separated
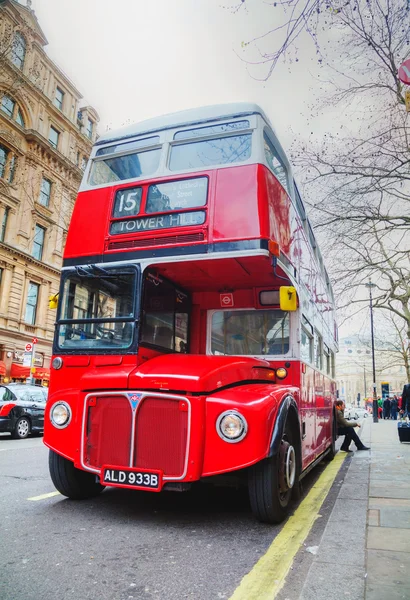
(365, 280, 378, 423)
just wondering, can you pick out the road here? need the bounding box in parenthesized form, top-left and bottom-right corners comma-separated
(0, 434, 344, 600)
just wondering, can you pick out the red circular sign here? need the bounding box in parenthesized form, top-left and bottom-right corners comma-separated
(398, 59, 410, 85)
(32, 337, 38, 344)
(25, 343, 33, 352)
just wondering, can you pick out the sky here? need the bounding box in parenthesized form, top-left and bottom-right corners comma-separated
(28, 0, 363, 337)
(32, 0, 325, 150)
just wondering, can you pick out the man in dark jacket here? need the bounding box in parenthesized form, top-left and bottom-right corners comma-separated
(402, 383, 410, 415)
(383, 397, 391, 419)
(336, 400, 370, 452)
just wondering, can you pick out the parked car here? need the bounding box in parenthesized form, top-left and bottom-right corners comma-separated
(0, 384, 48, 439)
(345, 407, 369, 420)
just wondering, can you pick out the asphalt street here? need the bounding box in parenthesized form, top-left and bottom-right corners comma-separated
(0, 433, 344, 600)
(0, 434, 282, 600)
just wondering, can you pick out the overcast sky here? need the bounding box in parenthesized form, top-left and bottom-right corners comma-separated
(32, 0, 325, 150)
(29, 0, 367, 337)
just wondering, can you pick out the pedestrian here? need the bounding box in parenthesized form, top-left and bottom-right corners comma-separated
(335, 400, 370, 452)
(402, 383, 410, 416)
(383, 396, 391, 419)
(391, 396, 399, 421)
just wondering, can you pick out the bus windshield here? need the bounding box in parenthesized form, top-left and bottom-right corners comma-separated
(56, 266, 137, 351)
(210, 309, 290, 356)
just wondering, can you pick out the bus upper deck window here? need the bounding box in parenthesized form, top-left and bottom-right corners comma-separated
(95, 136, 160, 157)
(89, 148, 161, 186)
(173, 120, 250, 140)
(263, 133, 289, 194)
(169, 134, 252, 172)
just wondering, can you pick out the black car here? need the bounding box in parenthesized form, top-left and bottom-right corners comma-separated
(0, 384, 48, 439)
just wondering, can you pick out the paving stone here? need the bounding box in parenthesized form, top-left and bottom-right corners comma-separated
(327, 499, 367, 525)
(379, 508, 410, 529)
(366, 549, 410, 586)
(369, 484, 410, 499)
(338, 482, 369, 500)
(300, 562, 365, 600)
(367, 526, 410, 552)
(365, 583, 410, 600)
(369, 497, 410, 509)
(368, 509, 380, 527)
(315, 537, 366, 567)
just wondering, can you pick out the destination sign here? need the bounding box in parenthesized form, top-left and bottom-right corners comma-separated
(146, 177, 208, 213)
(110, 210, 206, 235)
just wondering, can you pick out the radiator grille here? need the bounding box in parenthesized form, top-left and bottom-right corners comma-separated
(107, 232, 204, 251)
(134, 398, 188, 477)
(85, 396, 132, 468)
(84, 394, 188, 478)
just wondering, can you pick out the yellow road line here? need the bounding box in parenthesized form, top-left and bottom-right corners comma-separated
(28, 491, 61, 501)
(230, 452, 346, 600)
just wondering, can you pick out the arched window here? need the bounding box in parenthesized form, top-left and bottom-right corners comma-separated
(0, 94, 25, 127)
(0, 144, 17, 184)
(11, 33, 26, 70)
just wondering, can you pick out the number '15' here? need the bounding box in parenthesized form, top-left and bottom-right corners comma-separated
(118, 191, 139, 213)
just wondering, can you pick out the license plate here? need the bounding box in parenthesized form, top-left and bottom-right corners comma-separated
(101, 466, 162, 491)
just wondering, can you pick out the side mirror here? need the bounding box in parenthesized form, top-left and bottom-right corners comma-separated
(49, 294, 59, 310)
(279, 286, 297, 311)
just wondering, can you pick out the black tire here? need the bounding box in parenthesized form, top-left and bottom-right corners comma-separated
(49, 450, 105, 499)
(324, 411, 337, 462)
(12, 417, 31, 439)
(248, 424, 297, 524)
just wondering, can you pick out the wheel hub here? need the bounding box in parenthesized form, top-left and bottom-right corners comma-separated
(279, 440, 296, 492)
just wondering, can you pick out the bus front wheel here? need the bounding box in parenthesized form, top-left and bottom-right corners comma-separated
(249, 428, 297, 524)
(49, 450, 105, 499)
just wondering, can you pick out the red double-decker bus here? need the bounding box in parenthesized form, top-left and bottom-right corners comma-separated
(44, 103, 338, 523)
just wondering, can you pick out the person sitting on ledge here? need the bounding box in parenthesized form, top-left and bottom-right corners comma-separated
(335, 400, 370, 453)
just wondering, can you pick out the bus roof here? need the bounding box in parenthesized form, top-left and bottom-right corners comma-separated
(96, 103, 272, 146)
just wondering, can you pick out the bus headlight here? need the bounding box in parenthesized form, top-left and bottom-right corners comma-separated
(50, 402, 72, 428)
(216, 410, 247, 443)
(52, 357, 63, 370)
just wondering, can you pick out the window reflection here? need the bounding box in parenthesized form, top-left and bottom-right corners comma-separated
(211, 310, 289, 356)
(169, 134, 251, 171)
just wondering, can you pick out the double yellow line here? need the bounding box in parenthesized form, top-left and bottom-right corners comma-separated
(230, 452, 346, 600)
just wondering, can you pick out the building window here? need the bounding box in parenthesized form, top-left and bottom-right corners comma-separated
(11, 33, 26, 70)
(0, 207, 10, 242)
(54, 87, 64, 111)
(24, 282, 39, 325)
(39, 178, 52, 207)
(0, 95, 25, 127)
(49, 126, 60, 149)
(81, 156, 87, 170)
(1, 95, 15, 118)
(86, 118, 93, 139)
(32, 225, 45, 260)
(8, 155, 16, 184)
(0, 144, 9, 179)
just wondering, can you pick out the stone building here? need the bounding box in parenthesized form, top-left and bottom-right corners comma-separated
(336, 335, 407, 405)
(0, 0, 99, 383)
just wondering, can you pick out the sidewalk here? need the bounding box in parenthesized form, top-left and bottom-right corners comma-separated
(296, 418, 410, 600)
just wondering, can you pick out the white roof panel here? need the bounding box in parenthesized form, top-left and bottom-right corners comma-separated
(96, 103, 272, 146)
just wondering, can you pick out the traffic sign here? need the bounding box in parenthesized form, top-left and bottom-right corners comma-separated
(398, 59, 410, 85)
(32, 337, 38, 344)
(25, 343, 33, 352)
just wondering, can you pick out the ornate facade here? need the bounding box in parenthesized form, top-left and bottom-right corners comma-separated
(0, 0, 99, 383)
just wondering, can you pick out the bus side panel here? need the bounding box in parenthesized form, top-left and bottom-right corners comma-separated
(300, 365, 316, 470)
(212, 165, 264, 243)
(64, 188, 111, 259)
(258, 165, 292, 255)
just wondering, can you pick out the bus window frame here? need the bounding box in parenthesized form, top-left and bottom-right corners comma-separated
(139, 270, 191, 354)
(262, 127, 290, 196)
(206, 307, 293, 358)
(80, 115, 260, 193)
(53, 264, 141, 355)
